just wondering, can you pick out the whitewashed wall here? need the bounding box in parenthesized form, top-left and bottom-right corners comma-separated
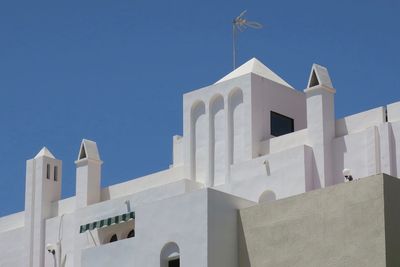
(81, 189, 253, 267)
(251, 74, 307, 157)
(0, 227, 25, 267)
(183, 74, 252, 186)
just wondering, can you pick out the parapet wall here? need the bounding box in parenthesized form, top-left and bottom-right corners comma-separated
(239, 173, 400, 267)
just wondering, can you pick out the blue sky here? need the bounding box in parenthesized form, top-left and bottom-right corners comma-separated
(0, 0, 399, 216)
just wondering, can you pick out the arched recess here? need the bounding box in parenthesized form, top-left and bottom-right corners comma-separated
(210, 94, 226, 186)
(228, 88, 244, 165)
(109, 234, 118, 243)
(191, 101, 207, 183)
(160, 242, 180, 267)
(258, 190, 276, 203)
(127, 229, 135, 238)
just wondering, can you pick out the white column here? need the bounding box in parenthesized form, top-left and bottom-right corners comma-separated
(225, 97, 232, 184)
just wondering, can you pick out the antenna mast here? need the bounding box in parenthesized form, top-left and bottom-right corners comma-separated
(232, 10, 263, 70)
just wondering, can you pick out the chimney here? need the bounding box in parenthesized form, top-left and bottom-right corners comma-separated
(75, 139, 102, 209)
(24, 147, 62, 267)
(304, 64, 336, 187)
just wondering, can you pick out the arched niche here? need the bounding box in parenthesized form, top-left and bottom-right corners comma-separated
(228, 88, 244, 165)
(109, 234, 118, 243)
(258, 190, 276, 203)
(210, 94, 226, 186)
(127, 229, 135, 238)
(190, 101, 207, 183)
(160, 242, 180, 267)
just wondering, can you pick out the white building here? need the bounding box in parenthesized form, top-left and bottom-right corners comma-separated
(1, 58, 400, 267)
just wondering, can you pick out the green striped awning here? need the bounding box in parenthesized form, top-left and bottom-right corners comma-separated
(79, 211, 135, 233)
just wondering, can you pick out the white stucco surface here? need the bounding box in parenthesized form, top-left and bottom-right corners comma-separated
(0, 227, 25, 266)
(81, 189, 254, 267)
(0, 211, 24, 233)
(387, 101, 400, 122)
(335, 106, 386, 137)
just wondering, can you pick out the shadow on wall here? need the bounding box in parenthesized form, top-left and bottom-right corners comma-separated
(310, 152, 322, 190)
(229, 88, 244, 165)
(389, 124, 398, 177)
(210, 94, 226, 186)
(101, 187, 110, 201)
(191, 101, 206, 183)
(238, 215, 250, 267)
(332, 137, 347, 185)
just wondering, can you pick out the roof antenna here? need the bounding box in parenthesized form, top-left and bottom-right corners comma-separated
(232, 10, 262, 70)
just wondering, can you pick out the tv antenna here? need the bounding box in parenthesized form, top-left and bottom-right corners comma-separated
(232, 10, 263, 70)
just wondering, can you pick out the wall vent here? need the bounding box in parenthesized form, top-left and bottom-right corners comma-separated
(309, 70, 320, 87)
(307, 64, 333, 89)
(79, 144, 87, 160)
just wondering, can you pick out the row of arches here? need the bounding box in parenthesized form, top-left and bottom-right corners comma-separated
(109, 229, 135, 243)
(190, 88, 245, 186)
(104, 229, 135, 244)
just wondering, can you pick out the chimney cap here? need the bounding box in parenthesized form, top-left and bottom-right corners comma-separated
(77, 139, 101, 162)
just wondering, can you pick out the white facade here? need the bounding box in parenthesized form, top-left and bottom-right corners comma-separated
(0, 58, 400, 266)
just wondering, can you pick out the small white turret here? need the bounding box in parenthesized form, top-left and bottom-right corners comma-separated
(24, 147, 62, 267)
(75, 139, 103, 209)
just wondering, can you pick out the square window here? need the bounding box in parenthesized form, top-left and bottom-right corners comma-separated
(270, 111, 294, 137)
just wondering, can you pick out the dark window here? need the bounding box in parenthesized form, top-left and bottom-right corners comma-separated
(54, 166, 58, 181)
(270, 111, 294, 137)
(127, 229, 135, 238)
(46, 164, 50, 179)
(168, 258, 179, 267)
(109, 234, 118, 243)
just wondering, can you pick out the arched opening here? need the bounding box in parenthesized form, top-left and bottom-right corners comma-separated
(190, 101, 207, 184)
(109, 234, 118, 243)
(210, 94, 225, 186)
(258, 190, 276, 203)
(228, 88, 244, 165)
(160, 242, 180, 267)
(127, 229, 135, 238)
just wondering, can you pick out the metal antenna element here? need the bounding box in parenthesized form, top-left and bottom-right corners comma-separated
(232, 10, 263, 69)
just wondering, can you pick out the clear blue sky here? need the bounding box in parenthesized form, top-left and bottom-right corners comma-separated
(0, 0, 399, 216)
